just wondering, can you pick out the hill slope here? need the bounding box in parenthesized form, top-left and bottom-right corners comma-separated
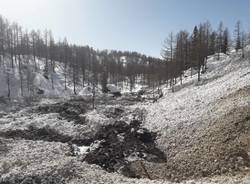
(0, 50, 249, 184)
(0, 57, 74, 98)
(141, 50, 250, 181)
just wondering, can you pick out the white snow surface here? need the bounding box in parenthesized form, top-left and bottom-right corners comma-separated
(144, 51, 250, 150)
(0, 57, 84, 98)
(107, 84, 121, 93)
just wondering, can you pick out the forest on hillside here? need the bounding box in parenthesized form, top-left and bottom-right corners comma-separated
(0, 15, 249, 98)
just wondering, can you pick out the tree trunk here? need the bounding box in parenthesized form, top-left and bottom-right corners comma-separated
(198, 60, 201, 82)
(7, 72, 11, 100)
(19, 59, 23, 96)
(82, 69, 85, 87)
(64, 64, 67, 90)
(92, 82, 96, 109)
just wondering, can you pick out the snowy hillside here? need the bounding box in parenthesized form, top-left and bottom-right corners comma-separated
(0, 56, 149, 100)
(0, 57, 81, 99)
(0, 49, 250, 184)
(141, 49, 250, 181)
(146, 51, 249, 133)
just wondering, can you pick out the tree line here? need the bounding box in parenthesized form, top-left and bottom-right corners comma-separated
(0, 15, 164, 99)
(0, 15, 249, 99)
(161, 21, 249, 92)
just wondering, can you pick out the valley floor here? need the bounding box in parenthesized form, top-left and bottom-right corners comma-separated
(0, 51, 250, 184)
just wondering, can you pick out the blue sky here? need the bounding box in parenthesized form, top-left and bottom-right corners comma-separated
(0, 0, 249, 57)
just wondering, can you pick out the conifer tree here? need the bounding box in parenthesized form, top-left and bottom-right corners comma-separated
(235, 21, 242, 52)
(222, 28, 229, 54)
(191, 26, 199, 80)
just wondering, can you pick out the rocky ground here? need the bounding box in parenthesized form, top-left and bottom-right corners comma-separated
(0, 52, 250, 184)
(142, 53, 250, 182)
(0, 94, 167, 183)
(137, 93, 250, 181)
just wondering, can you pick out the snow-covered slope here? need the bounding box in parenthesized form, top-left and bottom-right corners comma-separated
(146, 52, 249, 133)
(145, 50, 249, 130)
(141, 50, 250, 181)
(0, 50, 249, 184)
(0, 57, 77, 98)
(0, 56, 146, 99)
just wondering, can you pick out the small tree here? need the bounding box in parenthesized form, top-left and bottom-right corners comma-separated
(209, 31, 216, 55)
(217, 22, 224, 60)
(91, 55, 98, 109)
(222, 28, 229, 54)
(43, 30, 49, 79)
(27, 67, 36, 97)
(191, 26, 200, 80)
(162, 32, 175, 91)
(241, 31, 247, 58)
(100, 56, 108, 93)
(235, 21, 242, 52)
(101, 69, 108, 93)
(63, 38, 68, 90)
(4, 66, 12, 100)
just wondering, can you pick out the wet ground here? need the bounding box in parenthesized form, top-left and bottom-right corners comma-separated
(84, 120, 165, 177)
(0, 94, 165, 180)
